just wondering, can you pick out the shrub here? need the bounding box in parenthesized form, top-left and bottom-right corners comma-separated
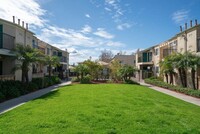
(124, 79, 140, 85)
(71, 77, 80, 82)
(32, 76, 61, 88)
(32, 78, 44, 89)
(23, 82, 39, 92)
(6, 87, 21, 98)
(0, 92, 5, 102)
(80, 75, 91, 84)
(144, 78, 200, 98)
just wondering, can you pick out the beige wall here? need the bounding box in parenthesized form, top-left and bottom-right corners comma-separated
(114, 55, 135, 67)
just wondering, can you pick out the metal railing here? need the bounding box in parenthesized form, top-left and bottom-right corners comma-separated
(0, 75, 15, 81)
(163, 49, 177, 58)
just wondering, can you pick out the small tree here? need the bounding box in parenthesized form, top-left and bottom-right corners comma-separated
(74, 64, 89, 80)
(119, 65, 136, 81)
(83, 60, 102, 80)
(109, 59, 122, 81)
(13, 44, 44, 83)
(44, 55, 60, 77)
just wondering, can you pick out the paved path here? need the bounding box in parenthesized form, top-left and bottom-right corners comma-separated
(0, 81, 71, 114)
(140, 82, 200, 107)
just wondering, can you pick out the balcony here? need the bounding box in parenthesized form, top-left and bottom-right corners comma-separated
(0, 33, 15, 50)
(163, 49, 177, 58)
(0, 75, 15, 81)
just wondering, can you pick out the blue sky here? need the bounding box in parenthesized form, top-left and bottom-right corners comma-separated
(0, 0, 200, 64)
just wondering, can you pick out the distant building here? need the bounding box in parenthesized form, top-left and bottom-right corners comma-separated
(112, 54, 135, 66)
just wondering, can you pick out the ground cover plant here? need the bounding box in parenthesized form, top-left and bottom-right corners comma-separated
(0, 84, 200, 133)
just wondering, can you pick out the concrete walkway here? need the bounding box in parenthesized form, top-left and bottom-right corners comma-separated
(0, 81, 71, 114)
(140, 81, 200, 107)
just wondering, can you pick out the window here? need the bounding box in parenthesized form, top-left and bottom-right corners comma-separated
(197, 39, 200, 52)
(155, 48, 159, 55)
(47, 48, 50, 55)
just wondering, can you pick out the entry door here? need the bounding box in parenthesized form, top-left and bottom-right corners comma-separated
(0, 61, 2, 75)
(0, 25, 2, 48)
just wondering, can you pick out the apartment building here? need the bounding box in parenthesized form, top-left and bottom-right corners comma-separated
(135, 19, 200, 88)
(135, 46, 156, 79)
(0, 17, 34, 81)
(0, 17, 69, 81)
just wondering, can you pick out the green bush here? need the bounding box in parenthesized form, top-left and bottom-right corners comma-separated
(32, 78, 44, 89)
(80, 75, 91, 84)
(23, 82, 39, 92)
(144, 78, 200, 98)
(71, 77, 80, 82)
(32, 76, 61, 88)
(124, 79, 140, 85)
(0, 92, 5, 102)
(6, 87, 21, 98)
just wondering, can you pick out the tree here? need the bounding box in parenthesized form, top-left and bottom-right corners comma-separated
(119, 65, 136, 81)
(186, 52, 200, 90)
(44, 55, 60, 77)
(74, 64, 89, 80)
(13, 44, 44, 83)
(109, 59, 122, 81)
(83, 60, 102, 80)
(160, 54, 176, 85)
(99, 49, 114, 62)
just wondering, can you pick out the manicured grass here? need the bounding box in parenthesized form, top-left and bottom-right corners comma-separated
(0, 84, 200, 133)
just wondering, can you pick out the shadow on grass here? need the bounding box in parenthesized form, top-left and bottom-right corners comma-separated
(34, 90, 60, 101)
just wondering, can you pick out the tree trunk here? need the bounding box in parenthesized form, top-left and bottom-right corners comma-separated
(182, 69, 187, 87)
(191, 68, 196, 90)
(178, 68, 184, 87)
(49, 65, 51, 77)
(22, 70, 25, 83)
(165, 73, 168, 83)
(169, 72, 173, 85)
(25, 70, 29, 83)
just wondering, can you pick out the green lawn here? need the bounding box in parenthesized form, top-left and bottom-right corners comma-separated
(0, 84, 200, 134)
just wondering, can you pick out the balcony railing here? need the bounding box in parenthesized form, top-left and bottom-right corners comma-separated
(163, 49, 177, 58)
(0, 75, 15, 81)
(0, 33, 15, 50)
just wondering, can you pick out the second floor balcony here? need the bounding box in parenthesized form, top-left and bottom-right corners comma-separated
(0, 33, 15, 50)
(163, 49, 177, 58)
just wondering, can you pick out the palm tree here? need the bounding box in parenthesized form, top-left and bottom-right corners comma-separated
(44, 55, 60, 77)
(13, 44, 44, 83)
(186, 52, 200, 90)
(171, 53, 187, 87)
(160, 54, 175, 85)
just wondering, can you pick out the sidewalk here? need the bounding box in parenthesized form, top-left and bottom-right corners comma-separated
(139, 81, 200, 107)
(0, 81, 71, 114)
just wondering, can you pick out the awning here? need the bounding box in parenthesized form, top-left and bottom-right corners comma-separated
(0, 49, 16, 57)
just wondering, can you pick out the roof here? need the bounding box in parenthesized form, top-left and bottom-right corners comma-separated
(98, 61, 109, 66)
(0, 18, 35, 35)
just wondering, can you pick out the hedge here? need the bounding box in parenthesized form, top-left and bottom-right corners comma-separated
(0, 76, 61, 102)
(144, 78, 200, 98)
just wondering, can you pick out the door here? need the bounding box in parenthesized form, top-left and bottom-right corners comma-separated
(0, 25, 2, 48)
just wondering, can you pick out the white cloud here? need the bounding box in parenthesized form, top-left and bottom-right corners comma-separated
(0, 0, 131, 64)
(94, 28, 114, 39)
(117, 23, 131, 30)
(105, 7, 112, 12)
(172, 10, 189, 24)
(85, 14, 91, 18)
(0, 0, 46, 27)
(81, 25, 92, 34)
